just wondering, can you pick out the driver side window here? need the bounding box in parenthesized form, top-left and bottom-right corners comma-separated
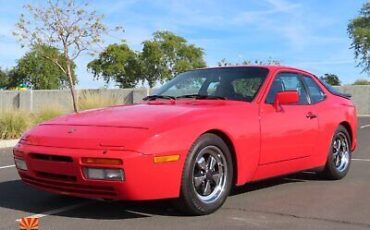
(266, 73, 309, 105)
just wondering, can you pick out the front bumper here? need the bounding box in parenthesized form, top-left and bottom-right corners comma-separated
(13, 143, 183, 201)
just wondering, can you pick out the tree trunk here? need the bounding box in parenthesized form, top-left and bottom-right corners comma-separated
(63, 44, 78, 113)
(66, 61, 78, 112)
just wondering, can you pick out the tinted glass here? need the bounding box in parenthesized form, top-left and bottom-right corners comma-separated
(232, 77, 265, 99)
(319, 77, 341, 93)
(318, 77, 351, 99)
(266, 73, 309, 105)
(156, 67, 269, 102)
(159, 75, 207, 97)
(303, 75, 325, 103)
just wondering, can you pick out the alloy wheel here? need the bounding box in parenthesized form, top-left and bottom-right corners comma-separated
(192, 146, 228, 204)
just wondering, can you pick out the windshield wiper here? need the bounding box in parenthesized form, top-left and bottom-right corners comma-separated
(143, 95, 176, 101)
(176, 94, 226, 100)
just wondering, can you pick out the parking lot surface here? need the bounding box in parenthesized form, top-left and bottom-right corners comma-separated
(1, 117, 370, 230)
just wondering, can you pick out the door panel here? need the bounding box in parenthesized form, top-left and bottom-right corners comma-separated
(260, 104, 318, 164)
(259, 72, 319, 165)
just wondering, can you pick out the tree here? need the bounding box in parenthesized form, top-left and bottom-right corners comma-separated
(87, 43, 141, 88)
(218, 58, 281, 66)
(320, 73, 341, 86)
(348, 2, 370, 74)
(140, 31, 206, 87)
(0, 68, 22, 90)
(0, 68, 9, 89)
(89, 31, 206, 88)
(13, 0, 122, 112)
(242, 58, 281, 65)
(352, 78, 370, 85)
(140, 40, 167, 88)
(13, 45, 76, 89)
(218, 58, 233, 67)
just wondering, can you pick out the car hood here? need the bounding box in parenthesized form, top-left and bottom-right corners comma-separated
(43, 102, 202, 129)
(22, 101, 237, 150)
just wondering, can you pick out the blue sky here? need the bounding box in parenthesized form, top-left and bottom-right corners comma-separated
(0, 0, 367, 88)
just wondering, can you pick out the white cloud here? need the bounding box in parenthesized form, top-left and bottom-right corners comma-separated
(266, 0, 300, 13)
(229, 0, 348, 52)
(89, 0, 140, 15)
(233, 0, 300, 24)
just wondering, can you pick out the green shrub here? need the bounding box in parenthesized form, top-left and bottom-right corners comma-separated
(0, 111, 31, 139)
(352, 79, 370, 85)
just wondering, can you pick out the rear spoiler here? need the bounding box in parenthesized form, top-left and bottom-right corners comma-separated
(332, 91, 352, 99)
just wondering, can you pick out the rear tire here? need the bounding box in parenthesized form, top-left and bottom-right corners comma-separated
(321, 125, 351, 180)
(175, 133, 233, 215)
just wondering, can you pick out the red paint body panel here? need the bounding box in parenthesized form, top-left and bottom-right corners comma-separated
(14, 66, 357, 201)
(15, 144, 183, 200)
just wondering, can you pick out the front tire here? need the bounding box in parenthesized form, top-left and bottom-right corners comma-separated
(175, 133, 233, 215)
(322, 125, 352, 180)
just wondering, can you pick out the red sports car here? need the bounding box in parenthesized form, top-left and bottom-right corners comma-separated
(13, 66, 357, 215)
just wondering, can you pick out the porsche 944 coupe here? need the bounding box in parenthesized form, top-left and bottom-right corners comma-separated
(13, 66, 357, 215)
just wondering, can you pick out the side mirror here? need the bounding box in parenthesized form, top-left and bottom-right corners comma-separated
(273, 90, 299, 110)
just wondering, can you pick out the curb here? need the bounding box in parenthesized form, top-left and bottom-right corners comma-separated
(0, 139, 19, 149)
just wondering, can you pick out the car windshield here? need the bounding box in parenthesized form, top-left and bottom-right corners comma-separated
(155, 67, 269, 102)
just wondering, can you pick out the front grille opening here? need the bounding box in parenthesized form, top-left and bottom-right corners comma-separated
(30, 153, 73, 162)
(36, 171, 77, 182)
(20, 173, 117, 197)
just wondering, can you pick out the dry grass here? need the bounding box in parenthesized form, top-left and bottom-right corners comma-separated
(0, 92, 122, 139)
(78, 91, 121, 111)
(0, 110, 31, 139)
(0, 106, 66, 140)
(32, 105, 65, 125)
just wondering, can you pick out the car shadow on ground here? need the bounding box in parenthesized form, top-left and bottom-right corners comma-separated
(0, 171, 325, 220)
(230, 171, 325, 196)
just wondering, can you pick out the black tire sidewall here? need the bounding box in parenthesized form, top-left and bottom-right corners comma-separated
(179, 133, 233, 215)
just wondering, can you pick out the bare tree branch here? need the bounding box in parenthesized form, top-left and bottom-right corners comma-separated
(13, 0, 123, 112)
(42, 54, 67, 74)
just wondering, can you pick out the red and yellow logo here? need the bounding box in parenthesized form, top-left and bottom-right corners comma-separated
(19, 217, 39, 230)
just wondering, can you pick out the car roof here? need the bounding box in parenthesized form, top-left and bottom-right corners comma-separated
(193, 65, 316, 76)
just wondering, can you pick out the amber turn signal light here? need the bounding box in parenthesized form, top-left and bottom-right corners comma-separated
(154, 154, 180, 163)
(81, 157, 123, 165)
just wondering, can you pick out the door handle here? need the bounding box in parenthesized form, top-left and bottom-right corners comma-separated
(306, 112, 317, 119)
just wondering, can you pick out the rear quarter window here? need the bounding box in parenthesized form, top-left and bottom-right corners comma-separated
(318, 77, 352, 99)
(302, 76, 326, 103)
